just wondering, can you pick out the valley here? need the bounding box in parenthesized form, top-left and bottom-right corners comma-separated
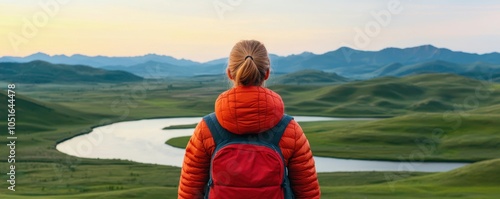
(0, 71, 499, 198)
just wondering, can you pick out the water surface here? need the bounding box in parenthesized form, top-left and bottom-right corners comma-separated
(57, 116, 468, 172)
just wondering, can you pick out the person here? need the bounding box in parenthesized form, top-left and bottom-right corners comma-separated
(178, 40, 320, 199)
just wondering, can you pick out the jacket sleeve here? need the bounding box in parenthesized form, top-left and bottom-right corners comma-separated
(287, 121, 321, 199)
(178, 120, 211, 199)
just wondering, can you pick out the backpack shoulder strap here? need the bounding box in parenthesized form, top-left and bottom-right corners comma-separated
(202, 112, 231, 145)
(268, 114, 293, 146)
(203, 113, 293, 146)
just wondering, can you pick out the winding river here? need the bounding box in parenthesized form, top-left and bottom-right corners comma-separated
(56, 116, 468, 172)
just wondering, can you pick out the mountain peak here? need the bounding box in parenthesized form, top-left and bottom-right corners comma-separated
(32, 52, 49, 56)
(285, 51, 316, 58)
(406, 44, 442, 52)
(335, 46, 355, 52)
(27, 52, 50, 58)
(144, 53, 162, 57)
(299, 51, 315, 56)
(418, 44, 438, 49)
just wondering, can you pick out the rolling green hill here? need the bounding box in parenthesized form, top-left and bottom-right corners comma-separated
(374, 60, 462, 77)
(0, 61, 143, 83)
(0, 72, 499, 198)
(271, 73, 500, 116)
(269, 69, 349, 85)
(370, 60, 500, 78)
(0, 91, 96, 132)
(460, 72, 500, 82)
(322, 159, 500, 199)
(300, 113, 500, 161)
(399, 158, 500, 186)
(0, 90, 112, 171)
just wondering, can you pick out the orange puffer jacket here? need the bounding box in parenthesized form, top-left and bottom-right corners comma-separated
(178, 86, 320, 199)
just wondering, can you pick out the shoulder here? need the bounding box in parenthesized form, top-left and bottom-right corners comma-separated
(198, 117, 216, 155)
(279, 119, 304, 159)
(284, 119, 303, 138)
(263, 87, 283, 100)
(215, 89, 231, 101)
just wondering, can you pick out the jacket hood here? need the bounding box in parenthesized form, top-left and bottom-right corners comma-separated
(214, 86, 285, 135)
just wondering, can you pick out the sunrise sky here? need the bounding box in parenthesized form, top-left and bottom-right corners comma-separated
(1, 0, 499, 62)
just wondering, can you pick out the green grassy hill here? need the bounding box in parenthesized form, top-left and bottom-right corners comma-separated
(0, 90, 107, 163)
(0, 73, 498, 198)
(322, 159, 500, 199)
(272, 73, 499, 117)
(0, 91, 96, 132)
(300, 113, 500, 162)
(370, 60, 500, 78)
(0, 83, 197, 198)
(471, 104, 500, 114)
(269, 69, 349, 85)
(0, 61, 143, 83)
(377, 60, 462, 77)
(399, 158, 500, 186)
(460, 72, 500, 82)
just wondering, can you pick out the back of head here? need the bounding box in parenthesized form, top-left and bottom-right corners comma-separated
(227, 40, 270, 86)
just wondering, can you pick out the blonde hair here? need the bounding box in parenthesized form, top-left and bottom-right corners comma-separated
(227, 40, 270, 86)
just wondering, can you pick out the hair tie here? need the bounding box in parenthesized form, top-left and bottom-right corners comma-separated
(245, 55, 253, 60)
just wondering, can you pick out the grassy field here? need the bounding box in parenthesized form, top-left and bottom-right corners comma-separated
(0, 73, 499, 198)
(321, 158, 500, 199)
(163, 123, 198, 130)
(166, 136, 191, 148)
(1, 162, 180, 198)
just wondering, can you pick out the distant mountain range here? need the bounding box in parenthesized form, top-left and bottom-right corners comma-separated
(0, 61, 143, 83)
(101, 61, 225, 78)
(0, 53, 199, 67)
(1, 45, 499, 79)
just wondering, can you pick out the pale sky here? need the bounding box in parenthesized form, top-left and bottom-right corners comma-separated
(1, 0, 499, 62)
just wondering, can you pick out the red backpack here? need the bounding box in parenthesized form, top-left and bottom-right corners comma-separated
(203, 113, 295, 199)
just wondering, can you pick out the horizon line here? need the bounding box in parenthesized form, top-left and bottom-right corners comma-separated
(1, 44, 499, 63)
